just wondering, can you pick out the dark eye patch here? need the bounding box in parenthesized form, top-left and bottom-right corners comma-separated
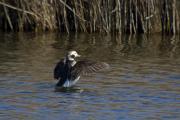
(71, 55, 75, 58)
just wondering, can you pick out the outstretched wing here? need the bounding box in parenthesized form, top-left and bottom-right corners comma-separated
(54, 59, 65, 80)
(70, 60, 110, 79)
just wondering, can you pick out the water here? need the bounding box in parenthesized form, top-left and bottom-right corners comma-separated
(0, 33, 179, 120)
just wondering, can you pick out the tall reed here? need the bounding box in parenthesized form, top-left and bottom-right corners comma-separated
(0, 0, 179, 34)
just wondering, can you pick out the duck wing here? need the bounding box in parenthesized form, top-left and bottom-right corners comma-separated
(70, 60, 110, 79)
(54, 59, 65, 80)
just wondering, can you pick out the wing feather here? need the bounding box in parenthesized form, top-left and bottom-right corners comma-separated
(54, 59, 65, 80)
(70, 60, 110, 78)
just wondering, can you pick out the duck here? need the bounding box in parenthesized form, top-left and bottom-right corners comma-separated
(54, 50, 109, 88)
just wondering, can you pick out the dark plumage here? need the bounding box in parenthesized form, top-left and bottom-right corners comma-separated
(54, 51, 109, 87)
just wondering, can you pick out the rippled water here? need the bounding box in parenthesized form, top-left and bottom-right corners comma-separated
(0, 33, 179, 120)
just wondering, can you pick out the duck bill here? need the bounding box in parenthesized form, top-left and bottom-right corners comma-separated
(76, 54, 81, 57)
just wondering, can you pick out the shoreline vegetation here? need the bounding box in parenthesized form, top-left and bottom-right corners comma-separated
(0, 0, 179, 34)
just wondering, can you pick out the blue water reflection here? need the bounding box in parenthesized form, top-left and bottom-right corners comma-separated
(0, 33, 179, 120)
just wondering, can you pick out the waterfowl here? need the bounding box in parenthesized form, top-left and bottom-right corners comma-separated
(54, 51, 109, 87)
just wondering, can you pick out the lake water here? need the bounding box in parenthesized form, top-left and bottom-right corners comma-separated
(0, 33, 179, 120)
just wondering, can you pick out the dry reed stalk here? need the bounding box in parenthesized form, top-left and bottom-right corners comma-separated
(0, 1, 39, 18)
(63, 0, 69, 34)
(2, 0, 13, 31)
(0, 0, 179, 34)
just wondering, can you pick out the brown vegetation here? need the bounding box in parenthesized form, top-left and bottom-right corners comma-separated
(0, 0, 179, 34)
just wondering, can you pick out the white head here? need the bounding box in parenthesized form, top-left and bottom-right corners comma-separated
(66, 50, 81, 61)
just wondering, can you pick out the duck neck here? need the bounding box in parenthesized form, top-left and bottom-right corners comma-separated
(66, 59, 76, 67)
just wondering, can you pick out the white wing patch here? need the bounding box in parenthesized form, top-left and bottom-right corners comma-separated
(63, 76, 80, 87)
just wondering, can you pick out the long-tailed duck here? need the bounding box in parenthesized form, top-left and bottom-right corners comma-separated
(54, 51, 109, 88)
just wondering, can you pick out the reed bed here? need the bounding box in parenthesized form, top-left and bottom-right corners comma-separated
(0, 0, 179, 34)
